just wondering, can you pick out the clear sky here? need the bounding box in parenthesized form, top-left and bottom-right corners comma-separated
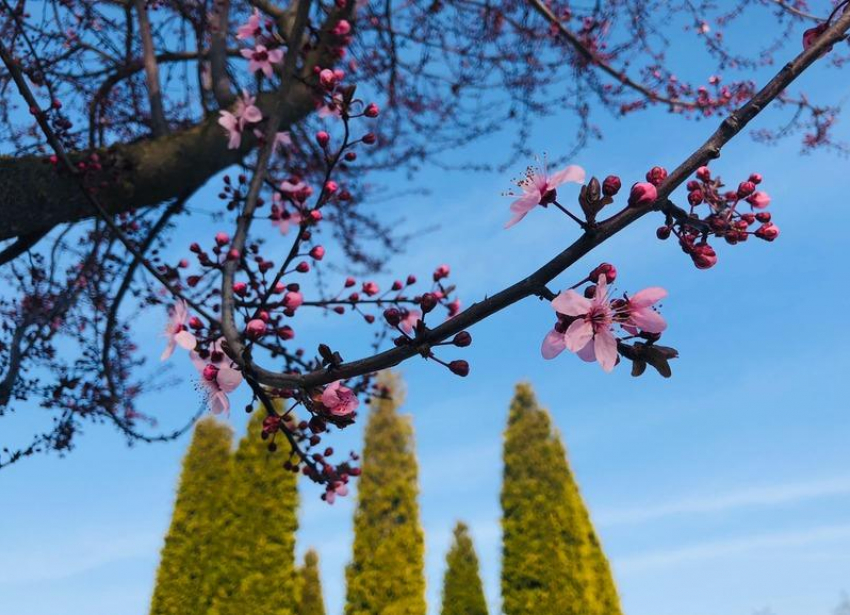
(2, 12, 850, 615)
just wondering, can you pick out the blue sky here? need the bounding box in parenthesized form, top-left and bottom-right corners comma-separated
(2, 10, 850, 615)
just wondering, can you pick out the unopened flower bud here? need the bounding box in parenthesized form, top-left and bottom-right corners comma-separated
(365, 103, 380, 118)
(696, 166, 711, 181)
(202, 364, 218, 381)
(754, 222, 780, 242)
(688, 190, 704, 206)
(589, 262, 617, 283)
(449, 360, 469, 377)
(628, 182, 658, 208)
(215, 232, 230, 246)
(656, 226, 671, 240)
(453, 331, 472, 347)
(420, 292, 438, 313)
(246, 319, 266, 338)
(646, 166, 668, 186)
(319, 68, 337, 90)
(433, 264, 450, 281)
(737, 181, 756, 198)
(316, 130, 330, 147)
(296, 261, 310, 273)
(233, 282, 248, 296)
(691, 243, 718, 270)
(602, 175, 621, 196)
(310, 245, 325, 260)
(384, 308, 401, 326)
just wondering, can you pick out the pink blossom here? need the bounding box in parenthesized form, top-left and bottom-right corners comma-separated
(746, 191, 771, 209)
(399, 309, 422, 334)
(623, 287, 667, 335)
(322, 380, 359, 416)
(218, 111, 242, 149)
(542, 275, 618, 372)
(325, 480, 349, 504)
(542, 276, 668, 372)
(240, 44, 283, 78)
(190, 338, 243, 415)
(217, 91, 263, 149)
(505, 161, 585, 228)
(161, 300, 197, 361)
(237, 8, 262, 40)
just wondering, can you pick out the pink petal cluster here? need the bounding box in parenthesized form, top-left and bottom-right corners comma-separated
(541, 275, 667, 372)
(399, 309, 422, 334)
(321, 380, 359, 416)
(190, 338, 243, 415)
(218, 91, 263, 149)
(240, 44, 283, 78)
(325, 480, 349, 504)
(237, 9, 262, 40)
(161, 300, 197, 361)
(505, 162, 585, 228)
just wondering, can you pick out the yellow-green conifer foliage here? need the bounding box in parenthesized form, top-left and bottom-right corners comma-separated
(440, 522, 489, 615)
(209, 408, 300, 615)
(345, 375, 426, 615)
(150, 416, 233, 615)
(297, 549, 327, 615)
(500, 383, 622, 615)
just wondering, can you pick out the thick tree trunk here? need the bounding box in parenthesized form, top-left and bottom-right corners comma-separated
(0, 85, 314, 241)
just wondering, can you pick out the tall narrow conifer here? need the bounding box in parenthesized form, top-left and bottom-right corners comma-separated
(500, 383, 622, 615)
(345, 374, 426, 615)
(440, 521, 489, 615)
(150, 417, 233, 615)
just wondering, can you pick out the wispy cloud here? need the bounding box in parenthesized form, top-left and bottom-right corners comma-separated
(0, 528, 161, 585)
(597, 476, 850, 527)
(616, 523, 850, 574)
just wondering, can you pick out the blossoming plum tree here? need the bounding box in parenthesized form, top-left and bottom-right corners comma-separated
(1, 0, 849, 502)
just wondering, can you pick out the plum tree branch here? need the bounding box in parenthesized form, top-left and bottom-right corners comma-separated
(238, 5, 850, 390)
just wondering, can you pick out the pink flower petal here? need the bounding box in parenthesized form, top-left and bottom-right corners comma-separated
(594, 331, 618, 372)
(209, 391, 230, 415)
(630, 287, 667, 308)
(174, 330, 197, 350)
(630, 308, 667, 334)
(564, 318, 593, 352)
(549, 165, 586, 187)
(160, 339, 176, 362)
(576, 339, 597, 362)
(217, 367, 243, 393)
(541, 329, 566, 359)
(551, 290, 592, 317)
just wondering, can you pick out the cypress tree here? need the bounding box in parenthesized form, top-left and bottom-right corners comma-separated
(297, 549, 327, 615)
(500, 383, 622, 615)
(440, 522, 489, 615)
(150, 416, 233, 615)
(345, 374, 426, 615)
(209, 408, 300, 615)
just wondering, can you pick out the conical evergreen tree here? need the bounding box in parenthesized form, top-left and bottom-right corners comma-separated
(345, 374, 426, 615)
(297, 549, 327, 615)
(150, 416, 233, 615)
(500, 383, 622, 615)
(440, 522, 489, 615)
(209, 408, 300, 615)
